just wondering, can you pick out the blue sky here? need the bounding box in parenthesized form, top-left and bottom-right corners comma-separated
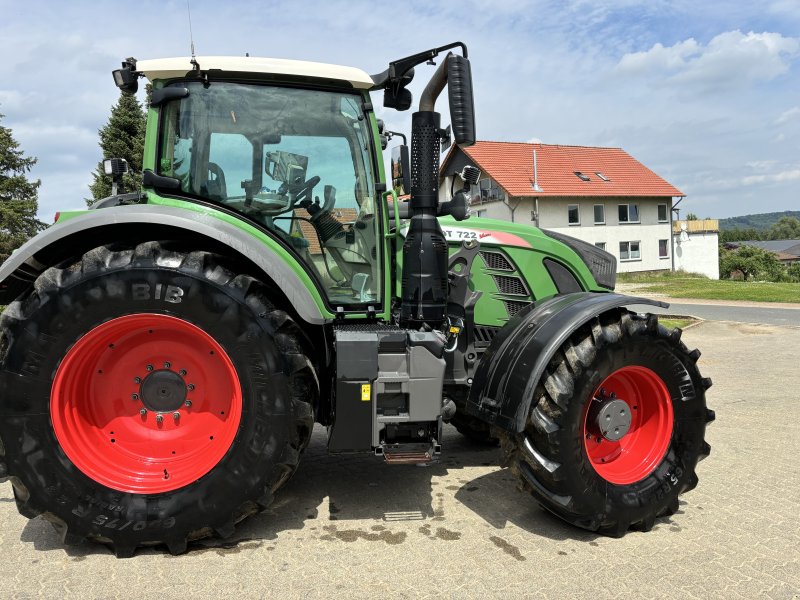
(0, 0, 798, 220)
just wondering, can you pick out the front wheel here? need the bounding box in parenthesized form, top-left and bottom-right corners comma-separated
(501, 311, 714, 536)
(0, 242, 316, 556)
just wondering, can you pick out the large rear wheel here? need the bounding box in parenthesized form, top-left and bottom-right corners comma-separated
(501, 310, 714, 536)
(0, 242, 316, 556)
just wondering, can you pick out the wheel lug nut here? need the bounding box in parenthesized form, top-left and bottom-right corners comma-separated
(173, 412, 180, 420)
(139, 408, 147, 416)
(184, 400, 192, 408)
(179, 369, 187, 376)
(134, 377, 141, 384)
(156, 414, 164, 424)
(146, 364, 154, 372)
(164, 361, 171, 369)
(132, 393, 140, 400)
(187, 384, 195, 391)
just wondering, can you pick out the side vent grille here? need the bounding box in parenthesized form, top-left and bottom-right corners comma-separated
(492, 274, 528, 296)
(473, 326, 500, 348)
(480, 250, 513, 271)
(504, 300, 531, 318)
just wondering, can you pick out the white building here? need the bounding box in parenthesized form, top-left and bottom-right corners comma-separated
(673, 220, 720, 279)
(440, 141, 687, 274)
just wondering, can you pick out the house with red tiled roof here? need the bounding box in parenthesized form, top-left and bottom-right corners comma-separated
(440, 141, 690, 274)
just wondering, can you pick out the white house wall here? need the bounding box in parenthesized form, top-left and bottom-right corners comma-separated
(673, 231, 720, 279)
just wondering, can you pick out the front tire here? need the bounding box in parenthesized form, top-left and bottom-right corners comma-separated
(501, 310, 714, 536)
(0, 242, 316, 556)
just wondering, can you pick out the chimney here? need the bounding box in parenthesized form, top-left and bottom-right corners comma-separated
(532, 148, 543, 192)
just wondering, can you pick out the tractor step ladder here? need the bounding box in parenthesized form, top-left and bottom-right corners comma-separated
(378, 442, 440, 465)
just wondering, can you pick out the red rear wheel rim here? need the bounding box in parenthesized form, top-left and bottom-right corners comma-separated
(583, 366, 673, 485)
(51, 314, 242, 494)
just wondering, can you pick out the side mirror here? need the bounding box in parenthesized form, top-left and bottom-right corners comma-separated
(391, 145, 411, 196)
(438, 191, 470, 221)
(447, 55, 475, 146)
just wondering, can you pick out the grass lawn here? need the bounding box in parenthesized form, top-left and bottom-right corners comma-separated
(658, 317, 697, 329)
(618, 272, 800, 303)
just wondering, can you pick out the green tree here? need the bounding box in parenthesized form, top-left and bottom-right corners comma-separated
(787, 262, 800, 283)
(686, 213, 698, 220)
(88, 91, 146, 204)
(719, 245, 785, 281)
(767, 216, 800, 241)
(720, 228, 764, 243)
(0, 113, 45, 263)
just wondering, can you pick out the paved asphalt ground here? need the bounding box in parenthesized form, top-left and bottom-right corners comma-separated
(1, 317, 799, 598)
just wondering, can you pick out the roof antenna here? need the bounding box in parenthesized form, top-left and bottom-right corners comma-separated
(187, 0, 200, 72)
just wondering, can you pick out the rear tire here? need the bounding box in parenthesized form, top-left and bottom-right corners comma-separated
(0, 242, 316, 556)
(501, 310, 714, 536)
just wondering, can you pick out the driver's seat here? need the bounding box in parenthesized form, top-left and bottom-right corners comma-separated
(204, 162, 227, 202)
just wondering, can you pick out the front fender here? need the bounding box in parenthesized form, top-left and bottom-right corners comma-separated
(464, 292, 668, 432)
(0, 204, 327, 325)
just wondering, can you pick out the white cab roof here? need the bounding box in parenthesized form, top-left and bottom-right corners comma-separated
(136, 56, 374, 89)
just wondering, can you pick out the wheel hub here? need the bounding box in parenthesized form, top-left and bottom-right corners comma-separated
(594, 398, 631, 441)
(140, 369, 187, 413)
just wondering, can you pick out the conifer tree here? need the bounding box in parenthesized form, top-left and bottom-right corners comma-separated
(0, 112, 44, 263)
(88, 91, 146, 204)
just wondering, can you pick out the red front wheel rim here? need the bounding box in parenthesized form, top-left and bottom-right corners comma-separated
(51, 314, 243, 494)
(583, 366, 674, 485)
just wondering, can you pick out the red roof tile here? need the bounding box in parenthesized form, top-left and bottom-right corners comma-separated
(448, 141, 684, 198)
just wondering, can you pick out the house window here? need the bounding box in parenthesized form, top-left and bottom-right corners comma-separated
(594, 204, 605, 225)
(659, 239, 669, 258)
(574, 171, 590, 181)
(568, 204, 580, 225)
(658, 204, 669, 223)
(595, 242, 606, 250)
(479, 178, 503, 202)
(619, 241, 641, 261)
(596, 172, 610, 181)
(618, 204, 640, 223)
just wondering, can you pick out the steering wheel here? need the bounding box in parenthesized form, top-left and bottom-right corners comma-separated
(290, 175, 321, 211)
(242, 175, 321, 218)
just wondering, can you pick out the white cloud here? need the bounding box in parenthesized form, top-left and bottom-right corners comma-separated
(775, 106, 800, 124)
(742, 169, 800, 185)
(616, 30, 799, 90)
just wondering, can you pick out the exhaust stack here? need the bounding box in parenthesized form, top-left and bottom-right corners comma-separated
(400, 53, 475, 327)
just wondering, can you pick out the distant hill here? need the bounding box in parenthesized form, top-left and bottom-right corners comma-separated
(720, 211, 800, 231)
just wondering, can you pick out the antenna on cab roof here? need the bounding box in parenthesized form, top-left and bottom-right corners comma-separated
(186, 0, 197, 63)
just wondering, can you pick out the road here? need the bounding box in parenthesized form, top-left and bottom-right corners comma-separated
(630, 300, 800, 327)
(1, 321, 798, 599)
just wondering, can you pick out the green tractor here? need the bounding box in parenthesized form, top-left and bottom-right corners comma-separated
(0, 43, 713, 556)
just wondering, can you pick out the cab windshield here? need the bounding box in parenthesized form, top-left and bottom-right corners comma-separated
(157, 81, 381, 306)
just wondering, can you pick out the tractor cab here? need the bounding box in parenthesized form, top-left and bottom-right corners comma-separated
(137, 57, 385, 307)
